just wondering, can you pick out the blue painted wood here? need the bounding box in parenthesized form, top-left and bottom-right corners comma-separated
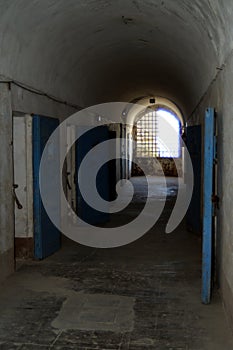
(76, 126, 110, 225)
(186, 125, 202, 234)
(33, 115, 61, 259)
(202, 108, 215, 304)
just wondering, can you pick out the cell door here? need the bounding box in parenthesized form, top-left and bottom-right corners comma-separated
(76, 126, 110, 225)
(33, 115, 61, 259)
(202, 108, 216, 304)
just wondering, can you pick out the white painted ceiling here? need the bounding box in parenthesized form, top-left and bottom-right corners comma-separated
(0, 0, 233, 117)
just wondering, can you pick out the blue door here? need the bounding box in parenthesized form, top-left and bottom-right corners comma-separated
(186, 125, 202, 234)
(76, 126, 110, 225)
(33, 115, 61, 259)
(202, 108, 216, 304)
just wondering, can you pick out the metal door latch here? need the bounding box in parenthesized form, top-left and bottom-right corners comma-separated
(13, 184, 23, 209)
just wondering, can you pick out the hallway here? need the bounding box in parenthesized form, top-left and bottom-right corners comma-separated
(0, 178, 232, 349)
(2, 2, 233, 348)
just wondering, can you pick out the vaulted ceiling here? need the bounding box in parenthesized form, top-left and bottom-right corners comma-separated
(1, 0, 232, 117)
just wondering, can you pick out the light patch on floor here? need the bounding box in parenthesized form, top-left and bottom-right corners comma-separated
(52, 293, 135, 332)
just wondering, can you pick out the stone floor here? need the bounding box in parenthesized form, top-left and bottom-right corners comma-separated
(0, 177, 233, 349)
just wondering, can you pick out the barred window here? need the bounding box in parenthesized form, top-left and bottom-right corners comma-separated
(136, 109, 181, 158)
(136, 111, 158, 157)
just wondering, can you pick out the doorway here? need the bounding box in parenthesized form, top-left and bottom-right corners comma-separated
(13, 114, 33, 258)
(13, 114, 61, 260)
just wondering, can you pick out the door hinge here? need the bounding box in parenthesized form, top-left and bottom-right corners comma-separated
(213, 135, 217, 164)
(212, 194, 220, 215)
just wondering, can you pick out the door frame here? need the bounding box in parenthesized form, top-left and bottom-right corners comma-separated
(13, 113, 34, 258)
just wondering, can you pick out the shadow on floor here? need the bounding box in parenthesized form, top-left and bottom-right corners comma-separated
(0, 177, 232, 349)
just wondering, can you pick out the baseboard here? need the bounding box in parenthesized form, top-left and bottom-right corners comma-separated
(220, 270, 233, 330)
(0, 248, 14, 283)
(15, 237, 34, 258)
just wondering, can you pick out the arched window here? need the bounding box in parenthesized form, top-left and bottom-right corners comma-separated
(136, 108, 181, 158)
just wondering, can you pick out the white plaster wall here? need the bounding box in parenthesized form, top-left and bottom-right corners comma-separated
(0, 83, 14, 281)
(11, 85, 78, 121)
(13, 115, 33, 238)
(0, 84, 13, 253)
(189, 51, 233, 322)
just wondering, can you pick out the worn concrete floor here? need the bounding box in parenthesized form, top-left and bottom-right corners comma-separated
(0, 177, 233, 350)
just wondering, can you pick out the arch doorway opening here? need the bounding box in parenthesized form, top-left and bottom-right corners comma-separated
(131, 103, 183, 178)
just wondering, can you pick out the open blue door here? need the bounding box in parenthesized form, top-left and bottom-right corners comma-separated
(202, 108, 216, 304)
(33, 115, 61, 259)
(186, 125, 202, 234)
(76, 126, 110, 225)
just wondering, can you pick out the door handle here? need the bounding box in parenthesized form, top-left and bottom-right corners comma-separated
(13, 184, 23, 210)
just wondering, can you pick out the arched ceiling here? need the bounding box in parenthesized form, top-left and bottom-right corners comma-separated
(0, 0, 233, 118)
(125, 97, 184, 126)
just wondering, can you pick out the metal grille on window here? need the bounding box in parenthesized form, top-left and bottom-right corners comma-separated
(136, 111, 159, 157)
